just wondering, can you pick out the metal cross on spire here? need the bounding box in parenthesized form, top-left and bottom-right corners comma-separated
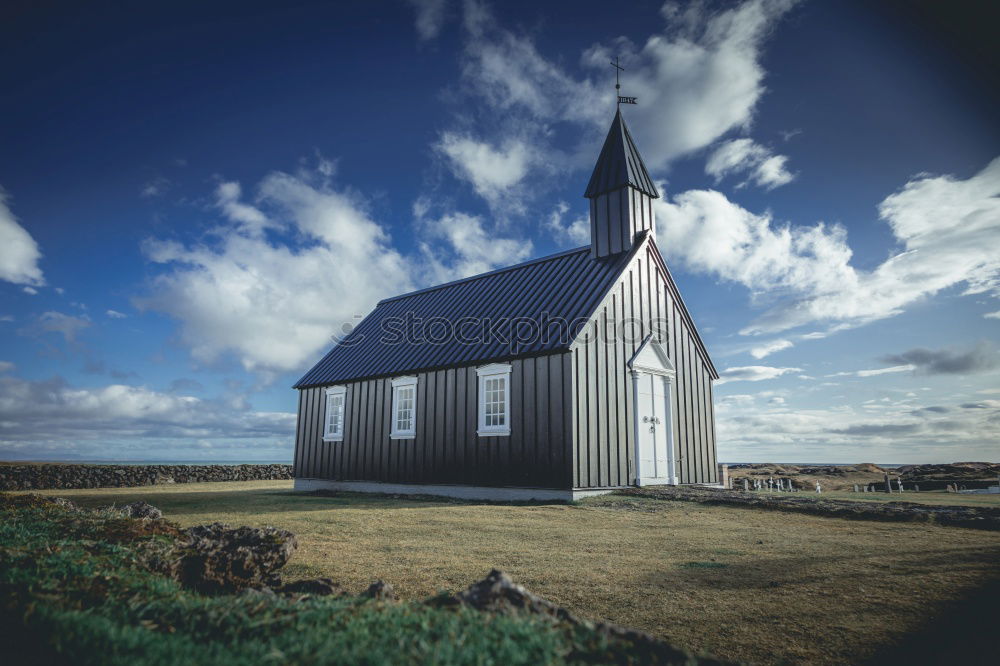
(611, 56, 637, 106)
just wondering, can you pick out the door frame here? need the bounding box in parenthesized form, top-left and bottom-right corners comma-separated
(629, 337, 678, 486)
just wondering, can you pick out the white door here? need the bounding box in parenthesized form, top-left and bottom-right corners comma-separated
(636, 372, 670, 484)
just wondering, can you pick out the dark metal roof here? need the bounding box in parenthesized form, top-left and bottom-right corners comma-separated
(584, 109, 660, 199)
(293, 245, 637, 388)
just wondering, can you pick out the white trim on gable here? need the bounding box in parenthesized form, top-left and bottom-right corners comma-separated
(628, 335, 676, 379)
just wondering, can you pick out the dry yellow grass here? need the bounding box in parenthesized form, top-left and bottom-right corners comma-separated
(28, 481, 1000, 666)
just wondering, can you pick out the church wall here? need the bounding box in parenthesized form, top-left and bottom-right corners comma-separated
(293, 353, 574, 489)
(569, 240, 718, 488)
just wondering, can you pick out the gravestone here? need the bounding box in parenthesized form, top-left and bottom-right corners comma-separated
(884, 473, 892, 494)
(815, 481, 822, 494)
(718, 463, 730, 490)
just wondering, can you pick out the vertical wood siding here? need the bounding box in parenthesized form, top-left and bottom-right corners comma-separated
(569, 243, 718, 487)
(591, 186, 656, 259)
(293, 354, 573, 489)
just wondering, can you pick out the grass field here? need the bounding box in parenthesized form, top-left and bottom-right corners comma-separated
(31, 481, 1000, 666)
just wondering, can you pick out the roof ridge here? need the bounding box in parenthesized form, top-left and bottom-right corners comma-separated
(378, 245, 590, 305)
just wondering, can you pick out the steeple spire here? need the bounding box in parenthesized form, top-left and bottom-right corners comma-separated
(584, 109, 659, 199)
(584, 110, 659, 259)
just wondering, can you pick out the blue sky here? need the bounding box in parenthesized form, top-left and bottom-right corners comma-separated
(1, 0, 998, 463)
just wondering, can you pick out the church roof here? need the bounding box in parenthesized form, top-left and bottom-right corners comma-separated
(293, 244, 638, 388)
(583, 109, 660, 199)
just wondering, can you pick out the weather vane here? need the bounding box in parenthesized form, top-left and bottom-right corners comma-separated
(611, 56, 637, 106)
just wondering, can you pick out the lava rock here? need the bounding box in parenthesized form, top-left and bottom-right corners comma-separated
(363, 580, 397, 601)
(171, 522, 298, 594)
(117, 501, 163, 520)
(439, 570, 727, 664)
(450, 569, 571, 620)
(0, 464, 293, 491)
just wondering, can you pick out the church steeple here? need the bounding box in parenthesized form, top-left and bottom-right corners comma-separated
(584, 110, 659, 259)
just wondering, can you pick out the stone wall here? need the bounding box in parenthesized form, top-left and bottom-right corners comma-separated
(0, 464, 293, 491)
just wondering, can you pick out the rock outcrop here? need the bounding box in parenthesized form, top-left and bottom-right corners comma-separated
(437, 570, 730, 665)
(0, 463, 293, 491)
(170, 522, 299, 594)
(117, 501, 163, 520)
(363, 580, 397, 601)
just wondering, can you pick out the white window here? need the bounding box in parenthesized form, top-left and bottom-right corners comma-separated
(477, 363, 511, 436)
(390, 376, 418, 439)
(323, 386, 346, 442)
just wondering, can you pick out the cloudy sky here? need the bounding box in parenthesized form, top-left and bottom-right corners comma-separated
(1, 0, 998, 463)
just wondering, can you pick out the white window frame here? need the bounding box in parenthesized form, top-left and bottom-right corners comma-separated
(322, 386, 347, 442)
(390, 376, 418, 439)
(477, 363, 512, 437)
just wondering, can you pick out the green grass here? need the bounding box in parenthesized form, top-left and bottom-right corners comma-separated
(678, 562, 729, 569)
(0, 494, 704, 666)
(25, 480, 1000, 666)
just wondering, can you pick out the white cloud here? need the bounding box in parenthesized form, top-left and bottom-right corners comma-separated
(880, 342, 998, 375)
(985, 310, 1000, 319)
(407, 0, 447, 41)
(705, 138, 794, 189)
(0, 189, 45, 287)
(715, 393, 1000, 463)
(656, 155, 1000, 335)
(141, 177, 170, 198)
(21, 311, 91, 343)
(139, 165, 412, 375)
(546, 202, 590, 246)
(749, 338, 793, 359)
(754, 154, 795, 189)
(857, 365, 914, 377)
(459, 1, 601, 126)
(0, 361, 14, 373)
(435, 133, 534, 212)
(106, 309, 128, 319)
(418, 210, 533, 282)
(656, 189, 854, 324)
(716, 365, 801, 385)
(827, 365, 915, 378)
(141, 160, 537, 378)
(583, 0, 800, 170)
(442, 0, 797, 204)
(214, 181, 274, 236)
(0, 375, 295, 460)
